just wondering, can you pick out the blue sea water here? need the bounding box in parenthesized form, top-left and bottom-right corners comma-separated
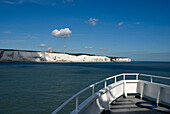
(0, 62, 170, 113)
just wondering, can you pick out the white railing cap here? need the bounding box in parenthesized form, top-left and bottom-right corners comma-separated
(140, 74, 170, 80)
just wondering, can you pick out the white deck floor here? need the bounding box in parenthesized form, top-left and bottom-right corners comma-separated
(103, 96, 170, 114)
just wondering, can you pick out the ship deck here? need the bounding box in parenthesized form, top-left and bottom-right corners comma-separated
(103, 96, 170, 114)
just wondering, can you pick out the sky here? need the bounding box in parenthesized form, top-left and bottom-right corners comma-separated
(0, 0, 170, 61)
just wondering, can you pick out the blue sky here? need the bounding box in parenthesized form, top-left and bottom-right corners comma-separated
(0, 0, 170, 61)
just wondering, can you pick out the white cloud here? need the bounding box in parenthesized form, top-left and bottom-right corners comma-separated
(1, 0, 74, 5)
(64, 45, 67, 48)
(1, 0, 23, 4)
(135, 22, 140, 24)
(27, 34, 36, 39)
(99, 48, 107, 50)
(3, 40, 24, 42)
(86, 18, 99, 26)
(3, 40, 11, 42)
(3, 31, 12, 34)
(84, 46, 93, 49)
(48, 48, 52, 50)
(51, 28, 72, 38)
(118, 22, 124, 27)
(38, 44, 46, 47)
(62, 0, 74, 3)
(48, 48, 53, 52)
(27, 34, 31, 38)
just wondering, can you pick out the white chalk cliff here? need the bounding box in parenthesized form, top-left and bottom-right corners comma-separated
(0, 49, 131, 62)
(111, 58, 131, 62)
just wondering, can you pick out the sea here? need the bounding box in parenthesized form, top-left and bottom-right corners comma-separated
(0, 62, 170, 114)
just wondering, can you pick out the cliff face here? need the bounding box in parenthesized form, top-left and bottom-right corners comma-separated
(0, 49, 131, 62)
(0, 50, 110, 62)
(111, 57, 131, 62)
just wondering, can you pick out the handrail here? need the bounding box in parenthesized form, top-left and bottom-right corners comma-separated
(105, 73, 122, 80)
(52, 73, 170, 114)
(140, 74, 170, 80)
(52, 86, 91, 114)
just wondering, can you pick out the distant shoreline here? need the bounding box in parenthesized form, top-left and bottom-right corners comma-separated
(0, 49, 131, 62)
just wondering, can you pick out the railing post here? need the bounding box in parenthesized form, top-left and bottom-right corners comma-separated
(92, 85, 94, 96)
(157, 87, 161, 106)
(150, 77, 152, 83)
(136, 74, 139, 80)
(124, 81, 127, 98)
(76, 97, 79, 114)
(105, 80, 107, 88)
(123, 74, 125, 80)
(123, 74, 127, 97)
(140, 83, 144, 99)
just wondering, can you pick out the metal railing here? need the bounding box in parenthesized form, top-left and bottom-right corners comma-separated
(52, 73, 170, 114)
(140, 74, 170, 83)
